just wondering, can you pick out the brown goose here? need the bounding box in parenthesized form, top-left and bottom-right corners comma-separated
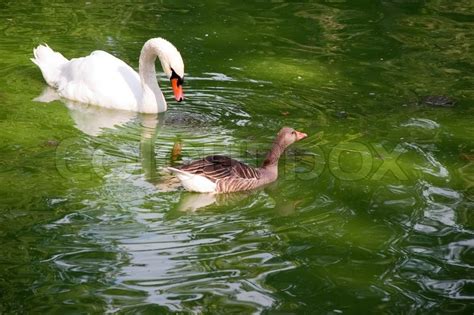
(167, 127, 307, 193)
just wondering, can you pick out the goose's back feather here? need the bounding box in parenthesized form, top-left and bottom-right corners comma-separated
(180, 155, 261, 181)
(176, 155, 265, 193)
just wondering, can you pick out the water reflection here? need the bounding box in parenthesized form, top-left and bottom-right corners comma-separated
(35, 87, 137, 136)
(33, 84, 292, 311)
(2, 0, 471, 312)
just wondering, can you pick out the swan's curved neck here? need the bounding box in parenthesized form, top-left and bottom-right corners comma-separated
(138, 41, 167, 113)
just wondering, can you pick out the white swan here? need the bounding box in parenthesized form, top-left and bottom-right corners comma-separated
(31, 38, 184, 113)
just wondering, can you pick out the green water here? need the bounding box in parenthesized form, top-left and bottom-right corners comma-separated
(1, 0, 474, 313)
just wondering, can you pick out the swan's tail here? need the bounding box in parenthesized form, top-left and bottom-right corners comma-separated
(31, 44, 68, 88)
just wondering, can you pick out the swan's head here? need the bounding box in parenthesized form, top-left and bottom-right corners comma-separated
(148, 38, 185, 102)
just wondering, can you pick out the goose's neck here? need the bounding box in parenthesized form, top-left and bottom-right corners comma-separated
(261, 140, 285, 171)
(138, 41, 167, 113)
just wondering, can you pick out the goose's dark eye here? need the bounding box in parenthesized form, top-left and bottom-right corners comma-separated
(292, 131, 296, 135)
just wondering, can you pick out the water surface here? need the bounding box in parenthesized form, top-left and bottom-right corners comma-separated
(0, 1, 473, 313)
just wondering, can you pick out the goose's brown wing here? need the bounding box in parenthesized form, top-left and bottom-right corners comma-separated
(178, 155, 261, 183)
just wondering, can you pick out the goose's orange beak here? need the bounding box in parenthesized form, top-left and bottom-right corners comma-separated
(171, 78, 184, 102)
(295, 130, 308, 141)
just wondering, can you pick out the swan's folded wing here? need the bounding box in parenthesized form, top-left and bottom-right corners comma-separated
(57, 51, 141, 111)
(178, 155, 261, 182)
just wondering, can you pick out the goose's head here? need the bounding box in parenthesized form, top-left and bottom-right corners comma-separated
(147, 38, 185, 102)
(277, 127, 308, 148)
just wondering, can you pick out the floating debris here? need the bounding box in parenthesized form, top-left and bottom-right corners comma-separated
(335, 111, 348, 119)
(43, 139, 59, 147)
(460, 153, 474, 162)
(421, 95, 456, 107)
(171, 139, 183, 163)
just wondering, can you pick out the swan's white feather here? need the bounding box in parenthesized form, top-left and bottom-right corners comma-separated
(57, 51, 142, 111)
(167, 167, 217, 193)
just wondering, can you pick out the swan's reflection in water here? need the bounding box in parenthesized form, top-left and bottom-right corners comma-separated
(35, 87, 137, 137)
(36, 87, 174, 184)
(36, 87, 173, 186)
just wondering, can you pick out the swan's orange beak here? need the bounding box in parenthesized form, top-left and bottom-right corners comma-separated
(295, 130, 308, 141)
(171, 78, 184, 102)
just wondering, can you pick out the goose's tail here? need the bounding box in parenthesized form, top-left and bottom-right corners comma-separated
(166, 167, 217, 193)
(31, 44, 68, 88)
(166, 167, 193, 180)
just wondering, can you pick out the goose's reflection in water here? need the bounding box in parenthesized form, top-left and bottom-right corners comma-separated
(174, 190, 256, 212)
(171, 180, 304, 214)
